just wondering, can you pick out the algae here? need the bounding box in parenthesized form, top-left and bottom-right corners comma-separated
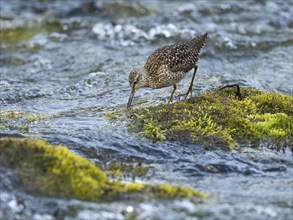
(128, 88, 293, 150)
(0, 138, 206, 202)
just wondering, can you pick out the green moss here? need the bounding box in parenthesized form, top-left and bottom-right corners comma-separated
(101, 2, 156, 18)
(0, 19, 61, 44)
(103, 111, 120, 120)
(144, 120, 166, 142)
(106, 161, 150, 180)
(1, 26, 35, 44)
(252, 113, 293, 140)
(0, 111, 43, 133)
(128, 88, 293, 150)
(0, 138, 206, 201)
(250, 92, 293, 115)
(0, 138, 109, 201)
(146, 184, 207, 199)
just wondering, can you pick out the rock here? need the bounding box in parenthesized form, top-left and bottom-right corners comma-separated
(128, 88, 293, 150)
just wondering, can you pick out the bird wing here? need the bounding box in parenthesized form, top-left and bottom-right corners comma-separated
(166, 43, 197, 73)
(144, 43, 197, 76)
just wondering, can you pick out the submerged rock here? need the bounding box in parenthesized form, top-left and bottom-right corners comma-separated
(0, 18, 61, 45)
(128, 88, 293, 150)
(0, 138, 206, 202)
(100, 2, 156, 18)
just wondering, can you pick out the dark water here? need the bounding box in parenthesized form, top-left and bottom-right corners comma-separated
(1, 0, 293, 219)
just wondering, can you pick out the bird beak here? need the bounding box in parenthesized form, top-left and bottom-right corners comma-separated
(127, 88, 136, 108)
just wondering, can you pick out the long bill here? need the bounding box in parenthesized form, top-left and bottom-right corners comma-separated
(127, 88, 136, 108)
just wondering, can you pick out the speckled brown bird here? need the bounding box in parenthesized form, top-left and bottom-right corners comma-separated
(127, 33, 208, 108)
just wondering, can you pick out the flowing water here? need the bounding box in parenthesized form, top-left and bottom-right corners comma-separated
(1, 0, 293, 219)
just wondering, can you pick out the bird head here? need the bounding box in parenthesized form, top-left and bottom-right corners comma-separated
(127, 68, 148, 108)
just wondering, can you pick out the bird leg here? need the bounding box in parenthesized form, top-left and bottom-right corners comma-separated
(168, 84, 177, 103)
(179, 65, 198, 99)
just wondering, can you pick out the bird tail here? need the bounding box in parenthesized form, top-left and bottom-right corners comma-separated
(189, 33, 208, 52)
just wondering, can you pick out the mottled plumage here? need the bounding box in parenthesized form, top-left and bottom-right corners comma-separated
(127, 33, 208, 108)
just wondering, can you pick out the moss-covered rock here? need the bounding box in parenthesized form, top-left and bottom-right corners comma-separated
(128, 88, 293, 150)
(101, 2, 156, 18)
(0, 111, 44, 133)
(107, 161, 150, 179)
(0, 18, 61, 45)
(0, 138, 206, 201)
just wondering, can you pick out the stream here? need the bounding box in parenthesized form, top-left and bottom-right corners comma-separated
(1, 0, 292, 219)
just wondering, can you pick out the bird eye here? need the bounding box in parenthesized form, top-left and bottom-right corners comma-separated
(134, 80, 138, 85)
